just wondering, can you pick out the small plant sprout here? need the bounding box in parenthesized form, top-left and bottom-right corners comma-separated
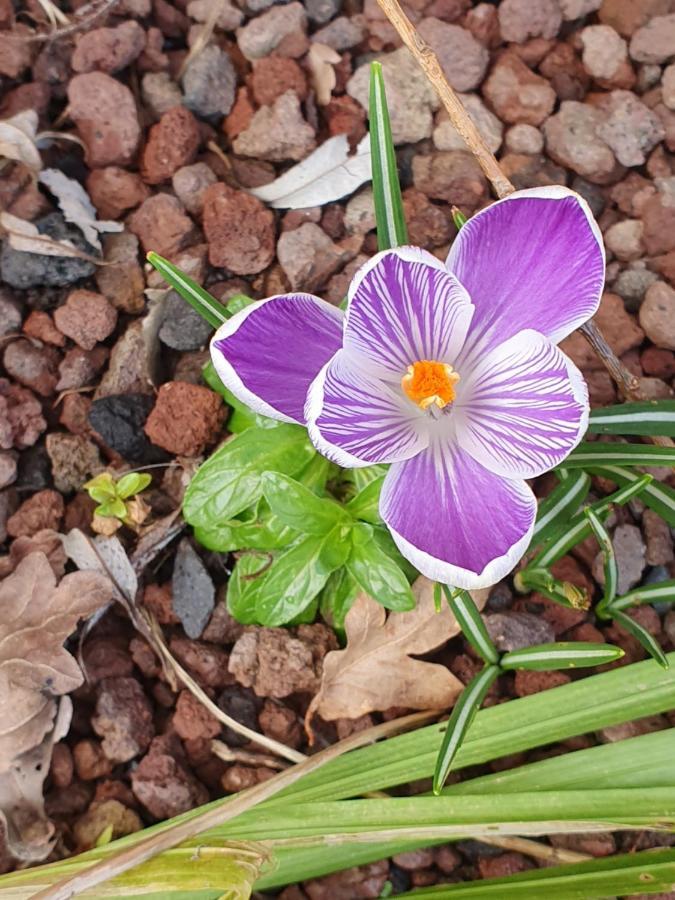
(83, 471, 152, 535)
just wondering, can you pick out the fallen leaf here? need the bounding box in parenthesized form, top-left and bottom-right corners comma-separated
(307, 578, 489, 725)
(0, 211, 99, 261)
(249, 134, 371, 209)
(0, 109, 42, 172)
(307, 42, 341, 106)
(0, 552, 112, 772)
(38, 168, 123, 253)
(0, 698, 71, 861)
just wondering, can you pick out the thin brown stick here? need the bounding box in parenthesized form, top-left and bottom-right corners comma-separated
(479, 835, 590, 865)
(376, 0, 674, 446)
(33, 711, 435, 900)
(21, 0, 121, 42)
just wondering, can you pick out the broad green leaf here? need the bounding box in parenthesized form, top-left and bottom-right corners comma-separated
(226, 552, 271, 624)
(443, 586, 498, 664)
(612, 609, 669, 669)
(588, 399, 675, 437)
(433, 665, 500, 793)
(347, 464, 388, 493)
(346, 523, 415, 611)
(369, 62, 407, 250)
(95, 497, 127, 519)
(564, 440, 675, 468)
(195, 506, 297, 553)
(611, 579, 675, 612)
(345, 476, 384, 524)
(320, 569, 360, 630)
(584, 507, 617, 613)
(371, 526, 418, 582)
(500, 642, 624, 671)
(262, 472, 349, 535)
(255, 526, 352, 626)
(115, 472, 151, 499)
(83, 472, 117, 503)
(147, 252, 230, 329)
(183, 425, 315, 528)
(587, 464, 675, 526)
(530, 469, 590, 547)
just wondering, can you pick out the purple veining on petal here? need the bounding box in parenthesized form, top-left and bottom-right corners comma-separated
(380, 439, 537, 589)
(447, 187, 605, 364)
(344, 247, 474, 379)
(453, 329, 589, 479)
(210, 293, 343, 424)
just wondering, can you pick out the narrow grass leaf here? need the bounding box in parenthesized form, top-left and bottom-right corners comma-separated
(442, 586, 498, 664)
(530, 470, 590, 546)
(584, 507, 617, 613)
(433, 665, 500, 794)
(500, 642, 624, 671)
(612, 609, 669, 669)
(611, 580, 675, 612)
(588, 400, 675, 437)
(588, 465, 675, 526)
(369, 62, 407, 250)
(147, 252, 230, 328)
(514, 567, 589, 609)
(564, 441, 675, 468)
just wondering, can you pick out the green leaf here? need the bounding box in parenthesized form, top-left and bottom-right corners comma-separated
(500, 642, 624, 671)
(348, 464, 388, 493)
(83, 472, 117, 503)
(588, 399, 675, 437)
(147, 252, 231, 329)
(611, 609, 669, 669)
(346, 523, 415, 611)
(514, 567, 589, 610)
(183, 424, 315, 528)
(369, 62, 407, 250)
(226, 552, 271, 624)
(530, 470, 590, 547)
(320, 569, 360, 630)
(195, 504, 297, 552)
(442, 586, 498, 665)
(370, 526, 418, 582)
(255, 526, 352, 626)
(452, 207, 468, 230)
(345, 476, 384, 524)
(226, 293, 257, 315)
(262, 472, 349, 535)
(95, 497, 128, 519)
(587, 464, 675, 526)
(563, 441, 675, 468)
(115, 472, 152, 499)
(584, 507, 617, 613)
(610, 579, 675, 612)
(433, 665, 500, 794)
(201, 360, 279, 434)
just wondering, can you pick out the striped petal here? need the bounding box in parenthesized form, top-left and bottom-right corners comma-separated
(453, 329, 589, 479)
(344, 247, 473, 380)
(306, 349, 430, 467)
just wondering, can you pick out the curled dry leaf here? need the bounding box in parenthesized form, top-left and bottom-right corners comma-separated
(0, 212, 100, 262)
(38, 168, 123, 253)
(307, 42, 341, 106)
(0, 109, 42, 172)
(307, 578, 489, 727)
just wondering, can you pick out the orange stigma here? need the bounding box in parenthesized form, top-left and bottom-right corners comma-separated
(401, 360, 460, 410)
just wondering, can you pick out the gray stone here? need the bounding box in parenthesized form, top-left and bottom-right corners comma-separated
(158, 290, 214, 351)
(186, 0, 243, 30)
(484, 612, 555, 651)
(612, 264, 658, 311)
(0, 213, 96, 289)
(433, 94, 502, 154)
(312, 15, 365, 50)
(96, 320, 157, 398)
(237, 2, 307, 60)
(643, 508, 674, 566)
(505, 123, 544, 155)
(544, 101, 618, 184)
(45, 432, 102, 493)
(182, 45, 237, 118)
(233, 91, 315, 162)
(639, 281, 675, 350)
(597, 90, 665, 167)
(604, 219, 644, 261)
(172, 162, 217, 217)
(418, 18, 489, 92)
(629, 13, 675, 64)
(88, 393, 165, 463)
(141, 72, 183, 120)
(172, 538, 215, 639)
(277, 222, 351, 291)
(580, 24, 628, 80)
(305, 0, 341, 24)
(0, 291, 21, 337)
(593, 523, 646, 594)
(498, 0, 562, 42)
(559, 0, 601, 18)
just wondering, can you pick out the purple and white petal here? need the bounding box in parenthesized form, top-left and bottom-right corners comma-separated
(447, 186, 605, 364)
(453, 330, 588, 480)
(306, 349, 430, 467)
(210, 294, 343, 424)
(380, 441, 536, 589)
(344, 247, 474, 379)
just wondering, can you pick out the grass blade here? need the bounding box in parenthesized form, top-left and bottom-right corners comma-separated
(584, 507, 617, 613)
(612, 609, 669, 669)
(369, 62, 408, 250)
(443, 586, 498, 664)
(500, 642, 624, 671)
(564, 441, 675, 468)
(147, 251, 230, 329)
(588, 400, 675, 437)
(587, 465, 675, 526)
(530, 469, 590, 547)
(611, 579, 675, 612)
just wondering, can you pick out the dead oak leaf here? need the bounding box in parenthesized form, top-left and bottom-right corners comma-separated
(307, 578, 489, 725)
(0, 552, 112, 773)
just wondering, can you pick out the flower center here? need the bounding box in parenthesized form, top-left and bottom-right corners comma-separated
(401, 360, 460, 410)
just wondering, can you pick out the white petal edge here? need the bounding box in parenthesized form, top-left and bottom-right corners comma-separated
(210, 294, 344, 425)
(446, 185, 606, 345)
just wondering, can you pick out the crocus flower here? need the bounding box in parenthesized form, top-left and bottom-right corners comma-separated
(211, 186, 605, 589)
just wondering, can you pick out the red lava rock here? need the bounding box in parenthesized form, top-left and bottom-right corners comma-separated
(393, 849, 435, 871)
(259, 699, 302, 748)
(45, 782, 94, 818)
(130, 637, 161, 678)
(86, 167, 150, 219)
(73, 799, 142, 850)
(54, 290, 118, 351)
(128, 193, 197, 257)
(169, 638, 233, 689)
(483, 52, 556, 126)
(550, 831, 616, 857)
(221, 764, 259, 793)
(325, 95, 367, 145)
(92, 677, 155, 763)
(96, 232, 146, 314)
(233, 90, 316, 162)
(82, 638, 135, 684)
(304, 860, 389, 899)
(0, 378, 46, 450)
(71, 20, 146, 74)
(0, 452, 16, 490)
(173, 690, 222, 741)
(94, 779, 138, 809)
(251, 57, 307, 106)
(478, 852, 534, 878)
(435, 845, 462, 873)
(224, 86, 255, 140)
(3, 340, 59, 397)
(67, 72, 141, 167)
(144, 381, 225, 456)
(59, 393, 92, 436)
(0, 29, 33, 79)
(73, 739, 113, 781)
(403, 188, 453, 248)
(0, 81, 51, 119)
(228, 624, 338, 699)
(540, 42, 591, 101)
(171, 162, 217, 217)
(7, 489, 64, 538)
(412, 150, 487, 211)
(143, 582, 180, 625)
(514, 669, 571, 697)
(131, 748, 209, 819)
(202, 601, 245, 644)
(560, 293, 644, 371)
(141, 105, 201, 184)
(641, 194, 675, 256)
(202, 183, 273, 275)
(49, 742, 74, 789)
(641, 346, 675, 379)
(56, 346, 109, 392)
(22, 311, 66, 347)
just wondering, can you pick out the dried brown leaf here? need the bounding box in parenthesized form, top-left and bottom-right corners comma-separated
(308, 578, 489, 723)
(0, 212, 102, 262)
(0, 110, 42, 172)
(0, 552, 111, 772)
